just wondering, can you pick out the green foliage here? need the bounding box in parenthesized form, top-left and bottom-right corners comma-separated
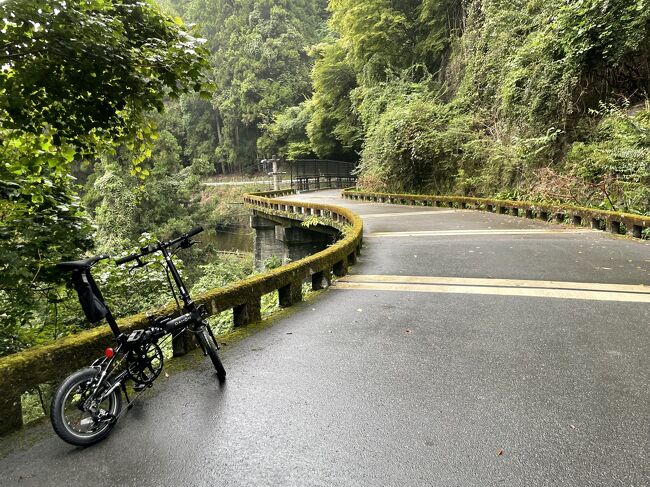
(307, 40, 361, 159)
(190, 255, 255, 294)
(190, 254, 254, 335)
(457, 0, 650, 132)
(176, 0, 328, 171)
(285, 0, 466, 162)
(329, 0, 413, 82)
(563, 104, 650, 213)
(258, 102, 317, 159)
(1, 0, 209, 153)
(262, 255, 283, 270)
(0, 0, 211, 284)
(0, 0, 211, 357)
(304, 0, 650, 212)
(358, 95, 476, 192)
(329, 0, 451, 83)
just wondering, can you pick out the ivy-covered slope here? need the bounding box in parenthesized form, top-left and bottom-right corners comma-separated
(265, 0, 650, 215)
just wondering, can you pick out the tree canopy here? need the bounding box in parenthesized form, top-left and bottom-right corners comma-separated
(1, 0, 209, 151)
(262, 0, 650, 214)
(0, 0, 210, 355)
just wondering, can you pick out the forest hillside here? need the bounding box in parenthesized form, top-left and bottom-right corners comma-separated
(262, 0, 650, 214)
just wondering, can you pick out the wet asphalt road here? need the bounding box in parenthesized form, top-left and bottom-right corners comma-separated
(1, 190, 649, 486)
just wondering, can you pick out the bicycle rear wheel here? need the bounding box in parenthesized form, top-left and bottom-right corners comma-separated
(197, 326, 226, 382)
(50, 367, 122, 446)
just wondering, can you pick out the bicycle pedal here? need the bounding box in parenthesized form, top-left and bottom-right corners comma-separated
(133, 383, 146, 392)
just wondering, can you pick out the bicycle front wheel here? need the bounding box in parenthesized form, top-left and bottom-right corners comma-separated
(50, 367, 122, 446)
(197, 326, 226, 382)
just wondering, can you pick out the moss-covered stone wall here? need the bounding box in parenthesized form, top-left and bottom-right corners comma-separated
(343, 189, 648, 238)
(0, 189, 363, 435)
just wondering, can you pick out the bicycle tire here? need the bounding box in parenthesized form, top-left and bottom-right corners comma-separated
(197, 326, 226, 382)
(50, 367, 122, 447)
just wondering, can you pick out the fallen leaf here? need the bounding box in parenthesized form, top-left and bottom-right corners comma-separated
(496, 449, 504, 456)
(405, 329, 412, 334)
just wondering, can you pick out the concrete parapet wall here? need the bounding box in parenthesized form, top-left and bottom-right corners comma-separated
(342, 188, 649, 239)
(0, 189, 363, 435)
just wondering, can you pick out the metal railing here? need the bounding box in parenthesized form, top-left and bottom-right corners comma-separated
(287, 159, 357, 192)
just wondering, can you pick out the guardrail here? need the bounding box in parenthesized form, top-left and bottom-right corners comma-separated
(342, 189, 649, 239)
(0, 189, 363, 435)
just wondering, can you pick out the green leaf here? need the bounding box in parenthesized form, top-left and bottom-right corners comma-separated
(61, 147, 76, 163)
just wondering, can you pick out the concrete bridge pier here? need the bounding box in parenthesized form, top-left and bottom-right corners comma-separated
(251, 215, 287, 270)
(250, 213, 337, 308)
(250, 215, 334, 269)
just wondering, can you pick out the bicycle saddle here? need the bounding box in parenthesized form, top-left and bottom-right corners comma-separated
(57, 255, 109, 271)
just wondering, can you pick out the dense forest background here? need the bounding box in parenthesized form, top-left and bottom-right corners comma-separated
(261, 0, 650, 213)
(157, 0, 650, 212)
(2, 0, 650, 357)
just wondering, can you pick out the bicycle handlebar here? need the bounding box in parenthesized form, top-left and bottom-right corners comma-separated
(185, 226, 204, 239)
(115, 226, 204, 266)
(115, 253, 140, 266)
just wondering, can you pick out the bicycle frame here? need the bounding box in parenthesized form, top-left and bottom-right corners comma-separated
(51, 226, 226, 446)
(101, 243, 194, 338)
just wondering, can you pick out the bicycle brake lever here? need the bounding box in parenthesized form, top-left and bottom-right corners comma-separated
(128, 258, 149, 273)
(180, 239, 199, 249)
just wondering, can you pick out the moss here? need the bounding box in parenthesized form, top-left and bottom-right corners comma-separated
(342, 188, 649, 233)
(0, 188, 364, 427)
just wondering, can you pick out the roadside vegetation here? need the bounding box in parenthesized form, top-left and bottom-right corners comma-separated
(1, 0, 307, 356)
(261, 0, 650, 217)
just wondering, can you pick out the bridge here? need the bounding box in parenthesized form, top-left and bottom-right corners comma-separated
(1, 189, 649, 485)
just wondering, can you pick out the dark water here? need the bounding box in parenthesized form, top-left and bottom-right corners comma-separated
(203, 224, 254, 252)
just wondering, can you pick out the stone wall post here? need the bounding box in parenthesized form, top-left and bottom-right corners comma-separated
(233, 298, 262, 327)
(172, 330, 198, 357)
(279, 281, 303, 307)
(312, 269, 332, 291)
(0, 393, 22, 435)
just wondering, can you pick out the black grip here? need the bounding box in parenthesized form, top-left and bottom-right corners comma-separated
(186, 225, 204, 238)
(116, 253, 139, 266)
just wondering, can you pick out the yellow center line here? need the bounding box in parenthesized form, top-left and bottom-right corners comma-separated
(332, 275, 650, 302)
(366, 229, 592, 237)
(338, 275, 650, 294)
(332, 281, 650, 303)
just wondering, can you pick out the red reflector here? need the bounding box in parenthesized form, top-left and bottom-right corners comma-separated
(104, 347, 115, 358)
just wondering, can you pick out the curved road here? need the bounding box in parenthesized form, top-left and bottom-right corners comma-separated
(1, 190, 649, 486)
